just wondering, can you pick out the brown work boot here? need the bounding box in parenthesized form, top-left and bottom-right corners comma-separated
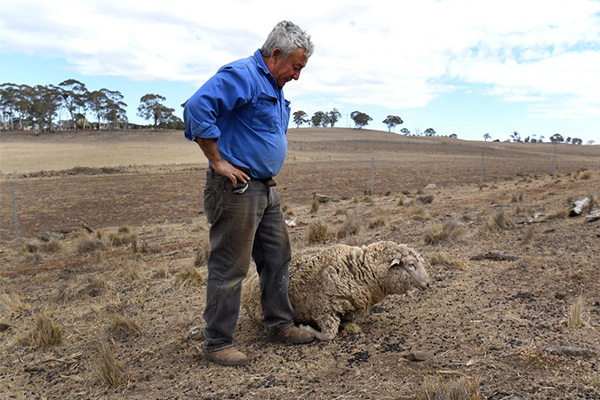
(268, 325, 315, 344)
(203, 347, 248, 366)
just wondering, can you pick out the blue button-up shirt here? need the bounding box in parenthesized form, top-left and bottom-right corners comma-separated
(184, 49, 291, 179)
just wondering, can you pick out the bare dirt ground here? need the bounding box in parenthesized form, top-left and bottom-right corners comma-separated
(0, 129, 599, 399)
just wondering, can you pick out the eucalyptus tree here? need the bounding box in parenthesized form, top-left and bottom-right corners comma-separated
(138, 94, 175, 129)
(424, 128, 436, 136)
(293, 110, 308, 127)
(59, 79, 89, 130)
(400, 127, 410, 135)
(382, 115, 403, 132)
(350, 111, 372, 129)
(327, 108, 342, 127)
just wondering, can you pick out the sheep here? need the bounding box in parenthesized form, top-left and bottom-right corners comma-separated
(241, 241, 430, 341)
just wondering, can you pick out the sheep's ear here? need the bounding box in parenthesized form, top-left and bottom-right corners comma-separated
(390, 258, 402, 269)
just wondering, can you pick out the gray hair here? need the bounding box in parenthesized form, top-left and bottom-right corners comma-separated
(260, 21, 314, 59)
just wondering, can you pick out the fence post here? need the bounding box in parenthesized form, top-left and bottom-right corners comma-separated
(480, 149, 485, 187)
(370, 158, 375, 196)
(11, 182, 19, 244)
(552, 145, 558, 178)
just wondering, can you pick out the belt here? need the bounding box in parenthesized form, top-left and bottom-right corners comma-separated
(208, 165, 276, 187)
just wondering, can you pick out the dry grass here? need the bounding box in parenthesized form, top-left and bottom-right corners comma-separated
(20, 315, 62, 348)
(92, 340, 130, 386)
(307, 219, 335, 244)
(76, 235, 106, 255)
(0, 292, 31, 315)
(282, 203, 294, 216)
(523, 225, 534, 245)
(418, 194, 434, 204)
(544, 209, 569, 221)
(428, 250, 465, 269)
(424, 220, 465, 245)
(194, 241, 211, 268)
(407, 206, 432, 221)
(310, 199, 320, 213)
(368, 217, 386, 229)
(108, 231, 137, 247)
(336, 215, 361, 239)
(175, 265, 206, 287)
(568, 296, 584, 328)
(484, 210, 513, 232)
(578, 170, 593, 180)
(107, 313, 143, 341)
(396, 193, 406, 206)
(118, 260, 143, 282)
(415, 376, 483, 400)
(511, 192, 524, 203)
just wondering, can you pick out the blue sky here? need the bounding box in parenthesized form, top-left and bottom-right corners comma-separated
(1, 0, 600, 143)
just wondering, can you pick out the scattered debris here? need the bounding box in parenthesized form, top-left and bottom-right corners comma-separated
(285, 219, 297, 228)
(470, 252, 520, 261)
(586, 211, 600, 223)
(545, 345, 598, 358)
(569, 197, 589, 217)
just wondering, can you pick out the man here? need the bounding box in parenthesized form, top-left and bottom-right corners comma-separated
(183, 21, 315, 367)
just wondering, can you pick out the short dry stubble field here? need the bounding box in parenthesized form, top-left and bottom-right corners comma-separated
(0, 128, 599, 399)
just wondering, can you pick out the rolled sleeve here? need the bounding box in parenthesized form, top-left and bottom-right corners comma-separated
(184, 65, 253, 142)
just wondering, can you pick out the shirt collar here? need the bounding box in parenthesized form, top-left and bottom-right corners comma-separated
(253, 49, 271, 76)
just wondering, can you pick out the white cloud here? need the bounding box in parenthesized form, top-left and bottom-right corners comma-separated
(1, 0, 600, 132)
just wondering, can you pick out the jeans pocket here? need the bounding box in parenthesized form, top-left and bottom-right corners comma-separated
(204, 187, 216, 224)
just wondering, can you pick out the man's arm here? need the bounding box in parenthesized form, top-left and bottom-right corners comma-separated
(195, 137, 250, 187)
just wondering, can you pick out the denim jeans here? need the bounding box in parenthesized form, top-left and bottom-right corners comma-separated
(202, 168, 294, 352)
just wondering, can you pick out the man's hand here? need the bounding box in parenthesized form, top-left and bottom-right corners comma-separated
(195, 137, 250, 187)
(211, 159, 250, 187)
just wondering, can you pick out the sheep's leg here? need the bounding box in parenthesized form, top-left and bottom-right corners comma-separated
(299, 315, 340, 341)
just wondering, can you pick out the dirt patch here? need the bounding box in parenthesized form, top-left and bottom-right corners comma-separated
(1, 129, 599, 399)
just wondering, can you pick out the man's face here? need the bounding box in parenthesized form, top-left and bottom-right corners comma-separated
(268, 47, 308, 88)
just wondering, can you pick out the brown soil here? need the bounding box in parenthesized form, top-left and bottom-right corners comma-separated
(1, 129, 599, 399)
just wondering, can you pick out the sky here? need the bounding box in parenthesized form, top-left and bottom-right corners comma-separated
(1, 0, 600, 144)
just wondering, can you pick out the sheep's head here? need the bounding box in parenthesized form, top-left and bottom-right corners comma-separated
(363, 241, 430, 292)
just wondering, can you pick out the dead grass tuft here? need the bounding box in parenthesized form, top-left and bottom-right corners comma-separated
(396, 193, 406, 206)
(92, 339, 130, 386)
(485, 210, 513, 232)
(107, 313, 143, 341)
(407, 206, 432, 221)
(119, 260, 143, 282)
(523, 225, 535, 245)
(544, 209, 569, 221)
(415, 376, 483, 400)
(368, 217, 386, 229)
(194, 241, 211, 268)
(428, 250, 465, 269)
(336, 215, 361, 239)
(418, 194, 434, 204)
(334, 207, 348, 217)
(568, 296, 584, 328)
(0, 292, 31, 315)
(282, 203, 294, 216)
(307, 219, 335, 244)
(310, 199, 320, 213)
(76, 235, 106, 255)
(20, 314, 62, 348)
(424, 220, 465, 245)
(511, 192, 524, 203)
(108, 231, 137, 247)
(578, 170, 593, 180)
(175, 265, 206, 287)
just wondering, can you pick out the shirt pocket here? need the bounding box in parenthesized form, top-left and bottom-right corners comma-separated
(252, 92, 279, 133)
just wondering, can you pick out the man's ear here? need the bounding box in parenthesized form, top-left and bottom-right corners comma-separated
(271, 48, 282, 60)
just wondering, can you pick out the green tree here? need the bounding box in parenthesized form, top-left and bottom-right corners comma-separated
(293, 110, 308, 128)
(59, 79, 89, 130)
(28, 85, 62, 132)
(327, 108, 342, 127)
(137, 94, 174, 129)
(0, 83, 19, 130)
(311, 111, 329, 127)
(350, 111, 372, 129)
(400, 127, 410, 135)
(483, 133, 491, 141)
(424, 128, 436, 136)
(382, 115, 403, 132)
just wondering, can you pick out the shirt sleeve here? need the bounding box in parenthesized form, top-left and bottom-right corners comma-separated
(183, 64, 254, 141)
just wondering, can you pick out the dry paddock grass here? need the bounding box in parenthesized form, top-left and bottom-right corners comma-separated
(1, 129, 600, 399)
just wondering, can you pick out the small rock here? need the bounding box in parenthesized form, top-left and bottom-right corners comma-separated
(285, 219, 296, 227)
(0, 323, 10, 332)
(545, 345, 598, 358)
(188, 327, 203, 341)
(402, 351, 433, 362)
(313, 193, 329, 203)
(424, 184, 437, 190)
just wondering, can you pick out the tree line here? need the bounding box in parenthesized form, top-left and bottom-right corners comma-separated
(0, 80, 184, 132)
